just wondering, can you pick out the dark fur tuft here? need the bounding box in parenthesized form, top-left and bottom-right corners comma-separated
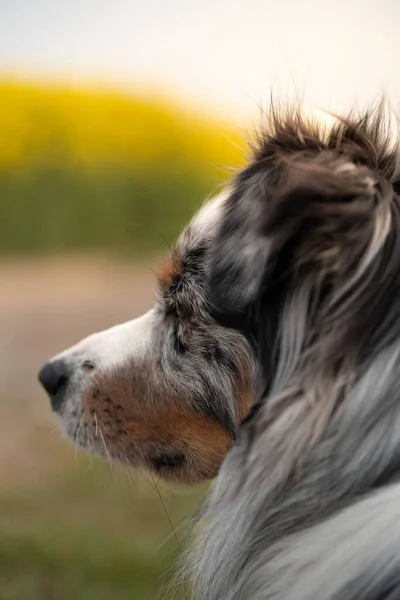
(251, 101, 400, 187)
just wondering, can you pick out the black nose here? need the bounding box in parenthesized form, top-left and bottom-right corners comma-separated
(38, 359, 69, 411)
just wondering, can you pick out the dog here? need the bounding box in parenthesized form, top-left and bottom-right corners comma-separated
(39, 102, 400, 599)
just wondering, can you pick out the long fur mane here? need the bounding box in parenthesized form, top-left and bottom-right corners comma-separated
(170, 103, 400, 600)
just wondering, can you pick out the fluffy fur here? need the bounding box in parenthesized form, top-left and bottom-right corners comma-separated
(39, 101, 400, 600)
(183, 103, 400, 600)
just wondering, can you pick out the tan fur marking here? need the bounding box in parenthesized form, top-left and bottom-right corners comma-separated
(82, 365, 234, 482)
(158, 252, 181, 289)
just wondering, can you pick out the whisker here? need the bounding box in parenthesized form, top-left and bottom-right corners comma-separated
(74, 415, 84, 473)
(138, 467, 159, 494)
(122, 428, 159, 492)
(98, 423, 113, 469)
(158, 516, 189, 551)
(117, 435, 181, 550)
(150, 474, 181, 550)
(159, 233, 174, 257)
(120, 456, 140, 494)
(94, 413, 99, 437)
(85, 429, 96, 475)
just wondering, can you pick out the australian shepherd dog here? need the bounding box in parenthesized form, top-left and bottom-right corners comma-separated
(39, 103, 400, 599)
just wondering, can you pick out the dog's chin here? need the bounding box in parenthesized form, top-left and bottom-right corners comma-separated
(56, 405, 209, 485)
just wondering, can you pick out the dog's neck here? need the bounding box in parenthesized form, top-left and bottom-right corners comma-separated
(188, 339, 400, 599)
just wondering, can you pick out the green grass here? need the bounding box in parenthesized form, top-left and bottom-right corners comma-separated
(0, 454, 204, 599)
(0, 164, 213, 256)
(0, 525, 162, 600)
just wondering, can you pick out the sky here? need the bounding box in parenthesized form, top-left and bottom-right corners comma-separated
(1, 0, 400, 121)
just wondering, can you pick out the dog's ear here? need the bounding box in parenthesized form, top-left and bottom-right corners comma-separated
(208, 169, 276, 312)
(209, 154, 394, 313)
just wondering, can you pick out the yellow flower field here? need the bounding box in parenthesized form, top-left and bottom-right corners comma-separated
(0, 80, 245, 255)
(0, 80, 243, 171)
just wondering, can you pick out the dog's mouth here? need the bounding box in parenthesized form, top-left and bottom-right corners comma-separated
(58, 403, 231, 483)
(58, 407, 137, 467)
(39, 363, 234, 485)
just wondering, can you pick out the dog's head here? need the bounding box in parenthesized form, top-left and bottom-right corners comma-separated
(38, 191, 257, 483)
(39, 105, 400, 484)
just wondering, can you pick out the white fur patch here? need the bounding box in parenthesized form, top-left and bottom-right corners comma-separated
(192, 190, 228, 233)
(54, 309, 156, 372)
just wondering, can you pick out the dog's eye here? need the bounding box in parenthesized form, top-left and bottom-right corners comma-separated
(151, 452, 186, 471)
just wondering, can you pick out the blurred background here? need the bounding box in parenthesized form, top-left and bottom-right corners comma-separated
(0, 1, 399, 598)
